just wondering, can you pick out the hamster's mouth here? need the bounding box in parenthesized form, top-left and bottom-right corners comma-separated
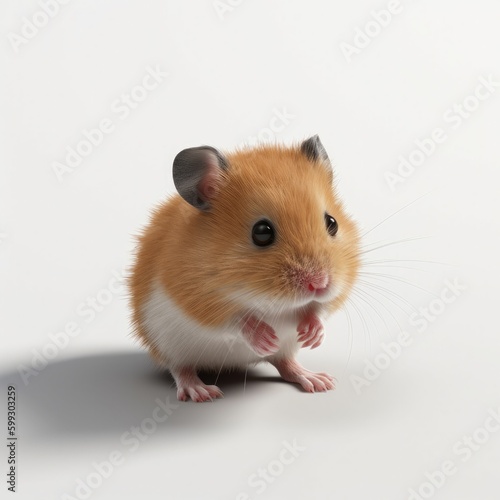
(311, 287, 338, 304)
(294, 283, 339, 307)
(313, 286, 330, 298)
(228, 279, 341, 311)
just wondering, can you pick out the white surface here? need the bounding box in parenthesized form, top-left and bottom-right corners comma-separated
(1, 1, 500, 499)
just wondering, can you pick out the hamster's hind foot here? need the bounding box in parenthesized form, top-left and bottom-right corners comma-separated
(171, 367, 224, 402)
(271, 358, 336, 393)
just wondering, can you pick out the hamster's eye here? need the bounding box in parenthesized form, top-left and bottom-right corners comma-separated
(252, 220, 275, 247)
(325, 213, 338, 237)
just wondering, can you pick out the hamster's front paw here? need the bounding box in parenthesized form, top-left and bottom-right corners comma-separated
(297, 313, 324, 349)
(241, 315, 279, 356)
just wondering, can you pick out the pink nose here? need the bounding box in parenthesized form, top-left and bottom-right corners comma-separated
(306, 272, 329, 292)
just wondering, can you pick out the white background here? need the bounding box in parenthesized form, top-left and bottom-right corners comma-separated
(1, 1, 500, 499)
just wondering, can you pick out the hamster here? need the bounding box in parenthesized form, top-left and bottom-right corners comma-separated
(129, 135, 360, 402)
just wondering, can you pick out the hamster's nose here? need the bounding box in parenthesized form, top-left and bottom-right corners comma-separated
(306, 272, 329, 292)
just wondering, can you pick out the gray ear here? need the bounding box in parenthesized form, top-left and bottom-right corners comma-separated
(300, 135, 330, 164)
(173, 146, 229, 211)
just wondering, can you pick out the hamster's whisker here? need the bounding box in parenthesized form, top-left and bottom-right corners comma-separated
(360, 192, 431, 238)
(360, 263, 434, 274)
(339, 247, 363, 262)
(242, 363, 249, 395)
(358, 272, 441, 299)
(361, 259, 458, 267)
(350, 288, 393, 339)
(352, 286, 406, 337)
(212, 342, 237, 386)
(344, 296, 371, 350)
(340, 303, 355, 376)
(355, 279, 417, 315)
(359, 235, 432, 255)
(349, 292, 384, 346)
(345, 297, 371, 352)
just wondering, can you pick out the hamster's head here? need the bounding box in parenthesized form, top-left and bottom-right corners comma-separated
(173, 136, 360, 313)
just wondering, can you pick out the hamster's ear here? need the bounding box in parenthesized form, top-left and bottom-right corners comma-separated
(301, 135, 330, 164)
(173, 146, 229, 211)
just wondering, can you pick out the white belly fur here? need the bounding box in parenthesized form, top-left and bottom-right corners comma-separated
(141, 281, 301, 370)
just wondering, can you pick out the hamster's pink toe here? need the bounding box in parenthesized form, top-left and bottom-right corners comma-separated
(241, 315, 279, 356)
(272, 358, 336, 393)
(177, 388, 188, 401)
(181, 384, 223, 402)
(205, 385, 224, 399)
(172, 368, 224, 402)
(297, 314, 324, 349)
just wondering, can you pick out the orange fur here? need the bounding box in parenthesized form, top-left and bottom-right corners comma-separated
(129, 143, 360, 359)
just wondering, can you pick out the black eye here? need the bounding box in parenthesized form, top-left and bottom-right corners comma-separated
(325, 213, 338, 237)
(252, 220, 275, 247)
